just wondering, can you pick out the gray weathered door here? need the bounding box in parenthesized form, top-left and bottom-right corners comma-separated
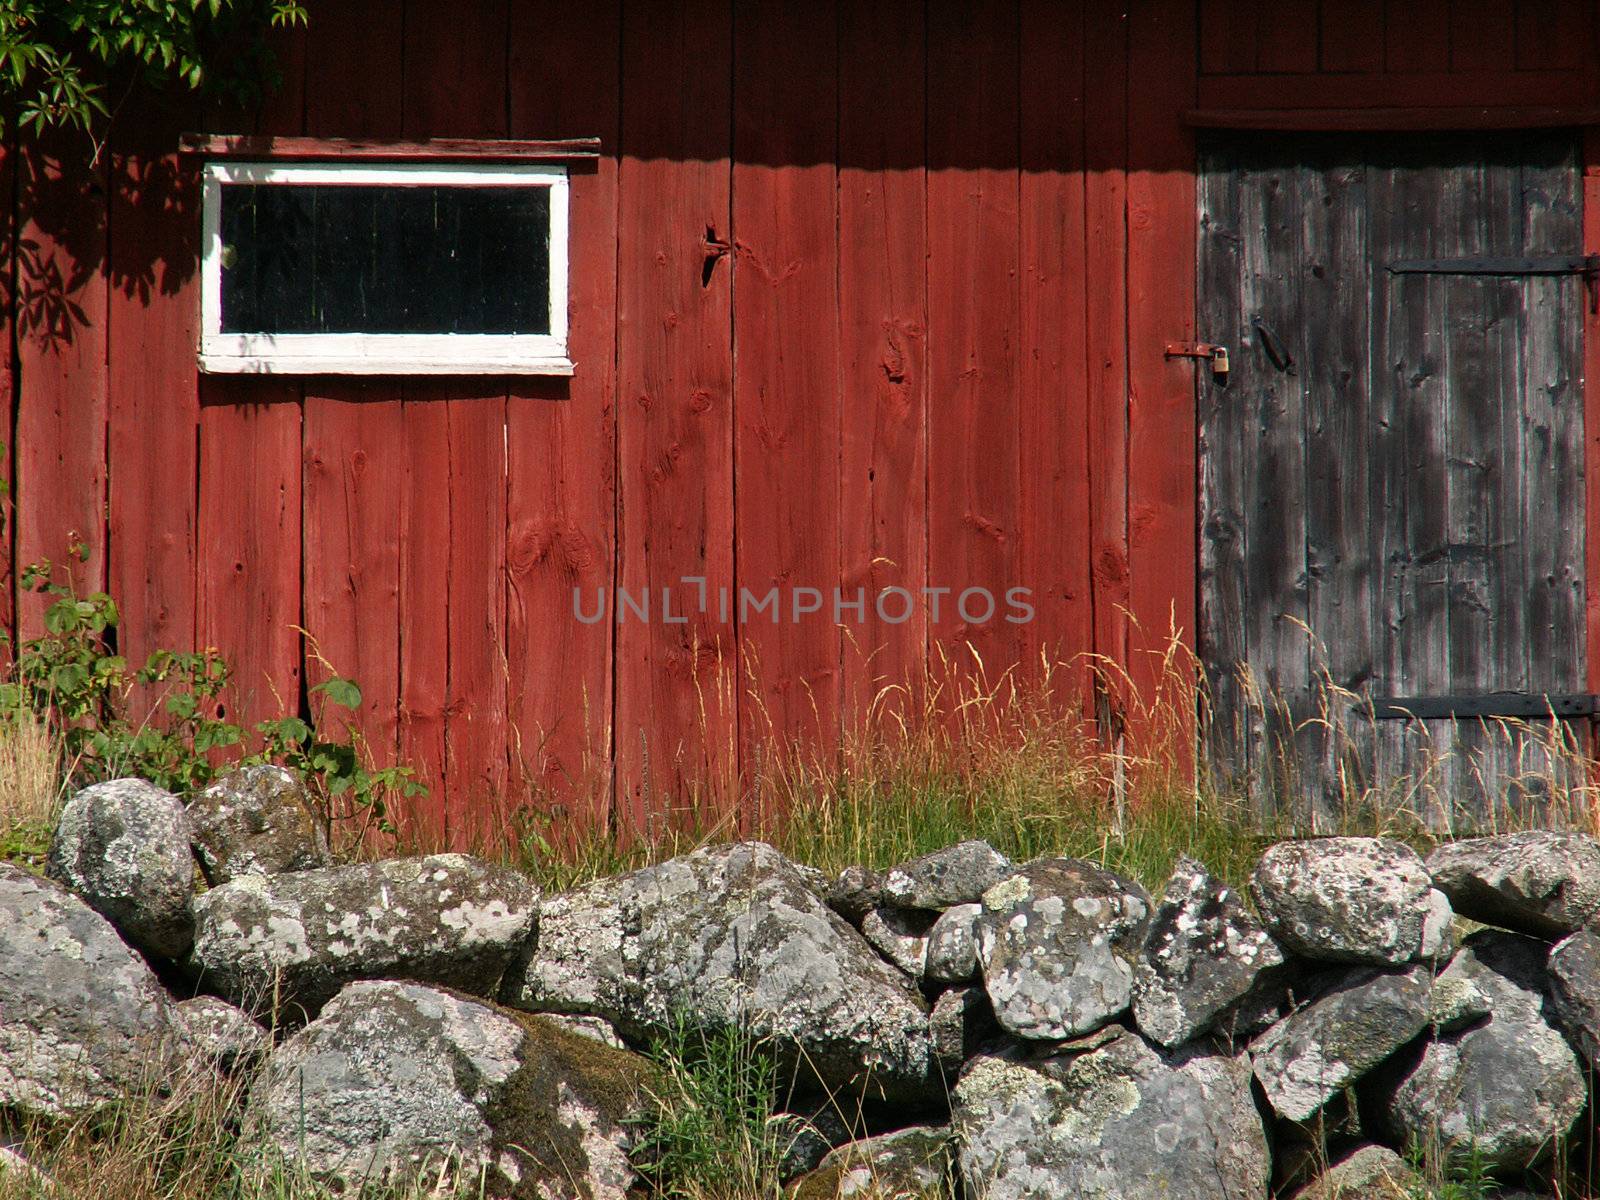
(1198, 131, 1586, 824)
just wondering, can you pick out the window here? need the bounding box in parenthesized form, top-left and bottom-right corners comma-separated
(200, 161, 570, 374)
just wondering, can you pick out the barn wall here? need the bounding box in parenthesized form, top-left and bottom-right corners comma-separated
(6, 0, 1597, 842)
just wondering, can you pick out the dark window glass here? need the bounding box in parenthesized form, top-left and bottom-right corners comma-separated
(219, 184, 552, 335)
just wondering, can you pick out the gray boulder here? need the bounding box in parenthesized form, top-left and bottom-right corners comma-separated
(771, 1107, 851, 1183)
(1250, 965, 1432, 1121)
(882, 841, 1012, 910)
(47, 777, 195, 959)
(930, 985, 997, 1077)
(250, 981, 651, 1199)
(1250, 838, 1438, 963)
(1132, 856, 1286, 1048)
(1427, 832, 1600, 937)
(825, 866, 885, 925)
(1378, 930, 1585, 1170)
(1426, 952, 1495, 1034)
(173, 996, 269, 1072)
(501, 873, 627, 1019)
(925, 902, 982, 983)
(188, 764, 330, 884)
(619, 843, 934, 1101)
(976, 858, 1151, 1040)
(1288, 1145, 1418, 1200)
(1546, 929, 1600, 1066)
(540, 1013, 627, 1050)
(0, 864, 176, 1117)
(790, 1126, 952, 1200)
(190, 853, 537, 1019)
(954, 1028, 1268, 1200)
(861, 907, 935, 978)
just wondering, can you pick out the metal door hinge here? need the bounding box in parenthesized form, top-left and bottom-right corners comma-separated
(1165, 342, 1229, 380)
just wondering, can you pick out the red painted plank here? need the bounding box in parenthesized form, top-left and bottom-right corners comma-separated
(1255, 0, 1319, 73)
(106, 102, 200, 721)
(734, 0, 841, 761)
(838, 0, 928, 726)
(15, 130, 108, 638)
(1451, 0, 1516, 71)
(403, 0, 511, 848)
(1385, 0, 1452, 72)
(301, 7, 404, 781)
(1020, 0, 1093, 697)
(1126, 0, 1199, 720)
(615, 0, 737, 832)
(182, 135, 598, 161)
(1084, 4, 1132, 693)
(1517, 0, 1591, 71)
(1320, 0, 1386, 72)
(197, 387, 302, 732)
(1198, 0, 1261, 74)
(0, 134, 16, 653)
(506, 0, 621, 830)
(398, 395, 450, 847)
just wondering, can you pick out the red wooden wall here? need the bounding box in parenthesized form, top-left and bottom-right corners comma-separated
(6, 0, 1597, 843)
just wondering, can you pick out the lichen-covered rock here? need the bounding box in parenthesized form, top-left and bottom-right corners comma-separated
(190, 854, 538, 1019)
(789, 1126, 952, 1200)
(1288, 1145, 1418, 1200)
(1377, 931, 1585, 1170)
(825, 866, 885, 925)
(174, 995, 269, 1072)
(620, 843, 935, 1101)
(976, 858, 1151, 1040)
(861, 907, 936, 978)
(46, 777, 195, 960)
(1250, 965, 1432, 1121)
(500, 874, 627, 1020)
(1426, 832, 1600, 937)
(0, 1145, 55, 1194)
(953, 1028, 1268, 1200)
(925, 903, 982, 983)
(1419, 888, 1457, 960)
(1250, 838, 1436, 964)
(930, 985, 996, 1077)
(771, 1108, 851, 1183)
(1132, 856, 1285, 1048)
(1545, 929, 1600, 1067)
(0, 864, 176, 1117)
(188, 764, 330, 884)
(1426, 952, 1494, 1034)
(540, 1013, 627, 1051)
(251, 981, 651, 1199)
(882, 841, 1012, 910)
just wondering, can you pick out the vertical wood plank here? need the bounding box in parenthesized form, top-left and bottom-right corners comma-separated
(1516, 0, 1589, 71)
(1196, 142, 1253, 791)
(0, 133, 14, 651)
(926, 0, 1023, 697)
(506, 0, 621, 831)
(615, 0, 737, 832)
(398, 396, 450, 846)
(838, 0, 928, 726)
(1583, 136, 1600, 757)
(1450, 0, 1516, 71)
(1385, 0, 1451, 72)
(1084, 2, 1131, 702)
(15, 131, 108, 637)
(734, 0, 842, 762)
(301, 4, 404, 778)
(402, 0, 511, 846)
(1126, 0, 1199, 720)
(1320, 0, 1385, 72)
(197, 390, 303, 731)
(1019, 0, 1093, 692)
(1300, 143, 1375, 816)
(1256, 0, 1320, 73)
(1198, 0, 1261, 74)
(105, 102, 198, 690)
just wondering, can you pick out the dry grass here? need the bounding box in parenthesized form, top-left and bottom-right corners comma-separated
(0, 710, 62, 867)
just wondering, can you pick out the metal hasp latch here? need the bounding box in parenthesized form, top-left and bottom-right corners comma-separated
(1165, 341, 1229, 381)
(1388, 253, 1600, 311)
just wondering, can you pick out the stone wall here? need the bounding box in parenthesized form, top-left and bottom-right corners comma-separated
(6, 769, 1600, 1198)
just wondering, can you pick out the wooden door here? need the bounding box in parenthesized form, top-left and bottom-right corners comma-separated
(1198, 132, 1587, 825)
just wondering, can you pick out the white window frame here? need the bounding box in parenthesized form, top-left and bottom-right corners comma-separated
(199, 160, 571, 375)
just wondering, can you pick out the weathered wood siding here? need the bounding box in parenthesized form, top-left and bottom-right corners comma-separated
(4, 0, 1597, 840)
